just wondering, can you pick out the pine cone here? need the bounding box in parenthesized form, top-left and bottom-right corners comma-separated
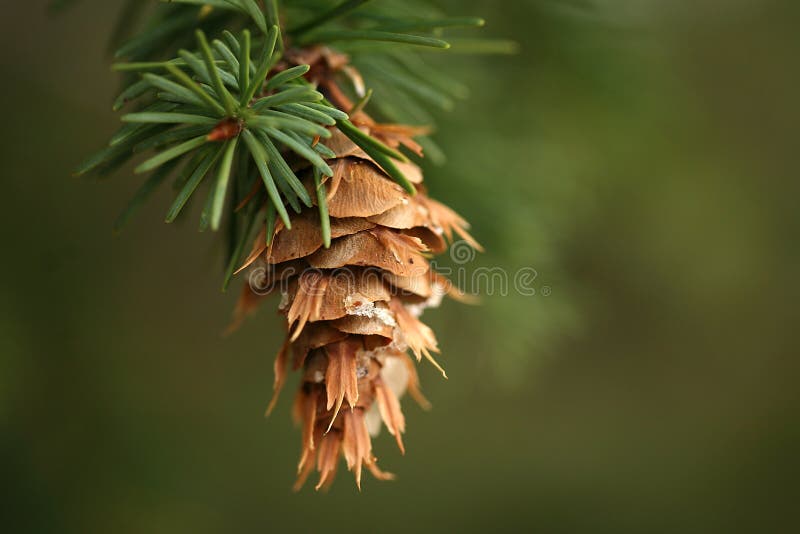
(232, 116, 480, 490)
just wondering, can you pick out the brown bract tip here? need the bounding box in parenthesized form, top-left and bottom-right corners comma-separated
(374, 377, 406, 455)
(324, 340, 360, 431)
(390, 299, 447, 378)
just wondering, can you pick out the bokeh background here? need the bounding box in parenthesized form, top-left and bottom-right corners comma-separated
(2, 1, 798, 532)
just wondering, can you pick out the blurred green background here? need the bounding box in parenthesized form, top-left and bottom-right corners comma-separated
(2, 1, 798, 532)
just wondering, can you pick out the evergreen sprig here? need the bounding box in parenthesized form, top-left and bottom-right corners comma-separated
(72, 0, 505, 290)
(77, 26, 341, 232)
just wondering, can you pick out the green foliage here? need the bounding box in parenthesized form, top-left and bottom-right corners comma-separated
(78, 27, 333, 230)
(75, 0, 502, 289)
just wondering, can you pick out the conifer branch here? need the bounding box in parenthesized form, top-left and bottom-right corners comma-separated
(67, 0, 504, 491)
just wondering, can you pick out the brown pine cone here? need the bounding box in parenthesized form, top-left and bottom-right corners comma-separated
(230, 108, 479, 490)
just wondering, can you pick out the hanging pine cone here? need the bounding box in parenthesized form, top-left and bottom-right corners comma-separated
(230, 69, 481, 488)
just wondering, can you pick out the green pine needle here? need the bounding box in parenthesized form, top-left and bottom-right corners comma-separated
(241, 129, 291, 228)
(135, 135, 208, 173)
(196, 30, 237, 116)
(166, 146, 223, 223)
(265, 202, 277, 246)
(210, 137, 239, 231)
(313, 167, 332, 248)
(301, 30, 450, 49)
(336, 118, 408, 162)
